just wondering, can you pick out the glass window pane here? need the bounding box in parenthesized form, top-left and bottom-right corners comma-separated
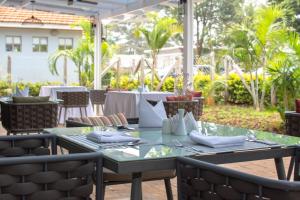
(33, 44, 39, 52)
(59, 38, 65, 45)
(6, 44, 12, 52)
(41, 38, 47, 45)
(14, 37, 21, 44)
(40, 45, 48, 52)
(58, 45, 64, 50)
(6, 37, 12, 44)
(65, 39, 72, 46)
(33, 37, 39, 44)
(14, 44, 21, 52)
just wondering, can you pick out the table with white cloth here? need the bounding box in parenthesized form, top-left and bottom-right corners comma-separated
(103, 91, 174, 118)
(39, 86, 95, 123)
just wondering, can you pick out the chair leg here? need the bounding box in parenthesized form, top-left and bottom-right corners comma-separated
(64, 107, 68, 124)
(85, 107, 88, 117)
(80, 107, 83, 118)
(58, 106, 62, 124)
(164, 178, 173, 200)
(102, 185, 106, 200)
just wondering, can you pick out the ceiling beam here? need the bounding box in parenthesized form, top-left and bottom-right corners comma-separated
(0, 0, 8, 6)
(100, 0, 168, 19)
(19, 0, 32, 8)
(32, 2, 100, 16)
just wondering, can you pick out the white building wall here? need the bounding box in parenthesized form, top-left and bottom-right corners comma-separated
(0, 27, 81, 83)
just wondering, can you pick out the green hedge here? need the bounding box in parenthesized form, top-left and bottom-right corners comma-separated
(109, 73, 271, 106)
(0, 81, 62, 97)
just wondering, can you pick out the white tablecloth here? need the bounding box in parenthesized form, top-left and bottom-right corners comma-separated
(39, 86, 95, 123)
(103, 91, 174, 118)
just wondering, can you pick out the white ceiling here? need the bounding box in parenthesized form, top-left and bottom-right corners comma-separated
(2, 0, 174, 19)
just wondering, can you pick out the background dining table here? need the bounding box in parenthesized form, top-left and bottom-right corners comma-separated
(39, 85, 95, 123)
(103, 91, 174, 118)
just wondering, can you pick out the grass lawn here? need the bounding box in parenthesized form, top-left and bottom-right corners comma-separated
(201, 104, 285, 134)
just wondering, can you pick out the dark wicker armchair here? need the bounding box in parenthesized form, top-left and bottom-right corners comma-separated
(0, 152, 102, 200)
(0, 134, 103, 200)
(0, 101, 58, 135)
(177, 156, 300, 200)
(285, 111, 300, 137)
(148, 98, 204, 120)
(0, 134, 57, 157)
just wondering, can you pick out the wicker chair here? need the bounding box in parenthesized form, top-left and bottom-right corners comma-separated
(177, 156, 300, 200)
(90, 89, 106, 114)
(0, 101, 58, 135)
(0, 134, 103, 200)
(148, 98, 204, 120)
(57, 91, 90, 123)
(0, 134, 57, 157)
(285, 111, 300, 137)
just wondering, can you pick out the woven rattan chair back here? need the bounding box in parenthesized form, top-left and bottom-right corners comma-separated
(0, 152, 102, 200)
(56, 91, 90, 123)
(177, 157, 300, 200)
(285, 112, 300, 136)
(0, 134, 56, 157)
(0, 101, 58, 135)
(148, 99, 203, 120)
(90, 89, 106, 115)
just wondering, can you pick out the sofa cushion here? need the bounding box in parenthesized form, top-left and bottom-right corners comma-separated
(12, 96, 50, 103)
(69, 113, 128, 127)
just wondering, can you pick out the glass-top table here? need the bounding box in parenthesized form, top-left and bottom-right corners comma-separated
(44, 121, 300, 200)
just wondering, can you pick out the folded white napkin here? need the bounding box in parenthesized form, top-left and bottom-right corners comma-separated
(189, 130, 246, 148)
(168, 112, 198, 134)
(184, 112, 199, 133)
(15, 86, 29, 97)
(86, 131, 140, 143)
(139, 97, 167, 128)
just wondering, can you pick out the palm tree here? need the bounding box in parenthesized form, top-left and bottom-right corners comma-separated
(49, 19, 115, 87)
(227, 5, 288, 111)
(134, 12, 182, 90)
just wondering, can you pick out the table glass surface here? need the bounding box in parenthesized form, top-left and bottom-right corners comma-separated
(44, 122, 300, 162)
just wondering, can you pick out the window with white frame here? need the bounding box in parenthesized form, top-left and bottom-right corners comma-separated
(58, 38, 73, 50)
(6, 36, 21, 52)
(32, 37, 48, 52)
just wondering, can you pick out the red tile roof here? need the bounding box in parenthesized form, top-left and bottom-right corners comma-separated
(0, 6, 87, 26)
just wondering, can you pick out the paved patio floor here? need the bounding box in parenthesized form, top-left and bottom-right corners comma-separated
(0, 126, 292, 200)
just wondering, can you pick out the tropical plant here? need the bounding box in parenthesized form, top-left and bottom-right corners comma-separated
(227, 5, 289, 111)
(49, 19, 116, 87)
(134, 12, 182, 90)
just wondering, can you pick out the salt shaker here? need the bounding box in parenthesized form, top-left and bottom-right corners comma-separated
(162, 118, 171, 134)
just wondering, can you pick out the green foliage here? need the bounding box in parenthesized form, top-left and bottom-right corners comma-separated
(0, 81, 62, 96)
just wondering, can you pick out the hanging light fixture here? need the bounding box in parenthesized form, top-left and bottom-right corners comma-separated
(22, 0, 44, 25)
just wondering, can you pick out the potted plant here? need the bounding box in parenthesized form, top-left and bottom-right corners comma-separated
(296, 99, 300, 113)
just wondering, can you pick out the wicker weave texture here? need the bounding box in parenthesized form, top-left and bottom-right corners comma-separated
(148, 99, 203, 120)
(285, 112, 300, 136)
(1, 102, 58, 134)
(90, 90, 106, 105)
(0, 158, 96, 200)
(177, 158, 300, 200)
(0, 137, 51, 157)
(57, 91, 90, 107)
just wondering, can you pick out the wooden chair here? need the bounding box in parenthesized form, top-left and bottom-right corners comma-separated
(177, 156, 300, 200)
(56, 91, 90, 123)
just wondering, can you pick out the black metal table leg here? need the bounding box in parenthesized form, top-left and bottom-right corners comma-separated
(164, 178, 173, 200)
(131, 172, 142, 200)
(274, 157, 287, 180)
